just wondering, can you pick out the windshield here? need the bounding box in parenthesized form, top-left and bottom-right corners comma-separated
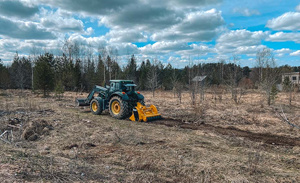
(123, 84, 136, 92)
(122, 85, 134, 92)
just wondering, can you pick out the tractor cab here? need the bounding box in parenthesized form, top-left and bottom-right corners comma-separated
(123, 84, 136, 94)
(109, 80, 136, 93)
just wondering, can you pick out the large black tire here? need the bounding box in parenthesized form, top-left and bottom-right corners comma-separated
(90, 99, 102, 115)
(109, 96, 129, 119)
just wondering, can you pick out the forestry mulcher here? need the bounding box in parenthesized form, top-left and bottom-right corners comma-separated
(76, 80, 161, 122)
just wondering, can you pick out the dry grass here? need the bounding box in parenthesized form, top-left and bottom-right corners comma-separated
(142, 89, 300, 138)
(0, 89, 299, 182)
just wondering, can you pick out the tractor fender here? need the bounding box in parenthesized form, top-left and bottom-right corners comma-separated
(109, 92, 130, 101)
(136, 93, 144, 100)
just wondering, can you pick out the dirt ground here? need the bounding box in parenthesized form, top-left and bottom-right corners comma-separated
(0, 89, 299, 182)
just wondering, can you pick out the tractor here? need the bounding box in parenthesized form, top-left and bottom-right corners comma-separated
(76, 80, 161, 122)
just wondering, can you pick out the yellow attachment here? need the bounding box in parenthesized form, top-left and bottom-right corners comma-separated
(92, 102, 98, 112)
(129, 102, 162, 122)
(111, 100, 121, 115)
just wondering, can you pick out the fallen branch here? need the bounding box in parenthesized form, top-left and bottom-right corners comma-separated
(275, 105, 300, 130)
(0, 130, 13, 144)
(7, 124, 21, 129)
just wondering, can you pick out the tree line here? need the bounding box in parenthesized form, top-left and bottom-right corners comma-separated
(0, 46, 299, 101)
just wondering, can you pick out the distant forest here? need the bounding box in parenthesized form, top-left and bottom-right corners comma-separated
(0, 41, 299, 95)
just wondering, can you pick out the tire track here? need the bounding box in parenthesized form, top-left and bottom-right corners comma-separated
(151, 118, 300, 146)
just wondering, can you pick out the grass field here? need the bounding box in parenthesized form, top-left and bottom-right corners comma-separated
(0, 89, 299, 182)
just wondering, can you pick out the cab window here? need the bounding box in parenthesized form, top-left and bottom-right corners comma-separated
(110, 83, 115, 91)
(115, 83, 120, 90)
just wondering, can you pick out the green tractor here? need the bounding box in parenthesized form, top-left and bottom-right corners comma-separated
(76, 80, 156, 120)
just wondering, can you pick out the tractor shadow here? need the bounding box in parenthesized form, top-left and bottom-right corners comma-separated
(79, 108, 110, 115)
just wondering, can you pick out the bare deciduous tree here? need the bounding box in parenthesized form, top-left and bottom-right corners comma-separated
(11, 53, 32, 91)
(147, 58, 159, 97)
(225, 56, 244, 104)
(174, 81, 183, 104)
(171, 68, 178, 98)
(282, 76, 295, 106)
(256, 48, 279, 105)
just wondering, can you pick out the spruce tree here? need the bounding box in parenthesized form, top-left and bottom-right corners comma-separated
(0, 59, 10, 89)
(125, 54, 137, 81)
(33, 53, 55, 97)
(138, 61, 148, 90)
(73, 59, 82, 89)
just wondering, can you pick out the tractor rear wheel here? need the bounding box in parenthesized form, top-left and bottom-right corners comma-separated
(109, 96, 129, 119)
(90, 99, 102, 115)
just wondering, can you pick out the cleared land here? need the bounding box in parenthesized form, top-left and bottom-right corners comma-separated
(0, 89, 299, 182)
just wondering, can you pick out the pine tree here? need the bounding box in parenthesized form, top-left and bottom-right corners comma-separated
(125, 54, 137, 81)
(83, 58, 96, 91)
(62, 54, 75, 90)
(33, 53, 55, 97)
(95, 55, 105, 86)
(0, 59, 10, 89)
(73, 59, 82, 89)
(162, 63, 173, 90)
(111, 60, 122, 80)
(138, 61, 148, 90)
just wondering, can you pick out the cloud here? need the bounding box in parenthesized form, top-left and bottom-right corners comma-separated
(217, 29, 268, 47)
(37, 0, 138, 16)
(140, 41, 192, 55)
(216, 29, 268, 55)
(110, 43, 140, 56)
(290, 50, 300, 56)
(171, 0, 222, 7)
(296, 4, 300, 12)
(0, 0, 39, 18)
(235, 45, 267, 56)
(177, 44, 215, 55)
(274, 48, 291, 57)
(0, 38, 62, 62)
(142, 0, 222, 9)
(106, 29, 148, 43)
(100, 4, 183, 31)
(68, 34, 107, 48)
(67, 34, 140, 56)
(267, 12, 300, 30)
(0, 16, 56, 39)
(139, 41, 215, 58)
(37, 0, 222, 16)
(267, 32, 300, 43)
(40, 9, 84, 33)
(84, 27, 94, 35)
(233, 8, 260, 16)
(275, 48, 291, 54)
(151, 9, 225, 42)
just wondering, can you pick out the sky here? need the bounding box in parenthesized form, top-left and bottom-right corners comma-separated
(0, 0, 299, 68)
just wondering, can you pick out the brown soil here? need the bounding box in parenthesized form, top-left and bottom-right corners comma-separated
(153, 118, 300, 146)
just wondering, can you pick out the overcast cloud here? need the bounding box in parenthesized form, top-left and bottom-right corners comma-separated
(0, 0, 299, 67)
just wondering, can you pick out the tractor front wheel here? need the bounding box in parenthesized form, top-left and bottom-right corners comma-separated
(90, 99, 102, 115)
(109, 96, 129, 119)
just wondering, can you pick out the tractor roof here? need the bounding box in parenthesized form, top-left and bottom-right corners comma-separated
(110, 80, 134, 83)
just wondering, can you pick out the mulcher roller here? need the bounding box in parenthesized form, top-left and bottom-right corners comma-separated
(129, 102, 162, 122)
